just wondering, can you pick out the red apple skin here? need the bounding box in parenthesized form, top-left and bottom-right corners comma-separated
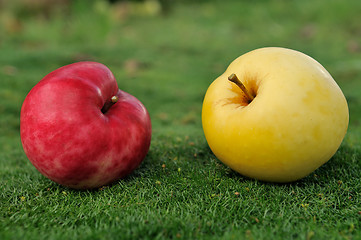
(20, 62, 151, 189)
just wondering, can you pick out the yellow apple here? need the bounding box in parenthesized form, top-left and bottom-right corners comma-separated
(202, 47, 349, 182)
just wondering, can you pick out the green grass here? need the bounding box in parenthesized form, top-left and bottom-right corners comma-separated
(1, 0, 361, 239)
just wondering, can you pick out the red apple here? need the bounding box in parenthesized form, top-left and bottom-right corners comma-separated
(20, 62, 152, 189)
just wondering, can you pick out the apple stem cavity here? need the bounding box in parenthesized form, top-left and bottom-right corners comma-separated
(101, 95, 119, 114)
(228, 73, 254, 103)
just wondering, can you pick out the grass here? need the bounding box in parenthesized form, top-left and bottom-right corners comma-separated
(1, 0, 361, 239)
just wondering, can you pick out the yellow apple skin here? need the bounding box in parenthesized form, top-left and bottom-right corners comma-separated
(202, 47, 349, 182)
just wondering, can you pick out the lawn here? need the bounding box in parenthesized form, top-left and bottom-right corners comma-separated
(1, 0, 361, 239)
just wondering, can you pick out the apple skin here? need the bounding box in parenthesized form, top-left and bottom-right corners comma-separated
(20, 62, 151, 189)
(202, 47, 349, 183)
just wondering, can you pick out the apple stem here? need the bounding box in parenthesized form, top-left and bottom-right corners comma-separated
(101, 95, 119, 114)
(228, 73, 254, 102)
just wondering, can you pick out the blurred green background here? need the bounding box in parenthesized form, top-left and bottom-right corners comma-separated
(1, 0, 361, 141)
(1, 0, 360, 239)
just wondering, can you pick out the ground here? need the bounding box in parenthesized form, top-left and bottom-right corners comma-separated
(1, 0, 360, 239)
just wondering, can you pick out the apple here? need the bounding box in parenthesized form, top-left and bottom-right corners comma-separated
(20, 62, 152, 189)
(202, 47, 349, 183)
